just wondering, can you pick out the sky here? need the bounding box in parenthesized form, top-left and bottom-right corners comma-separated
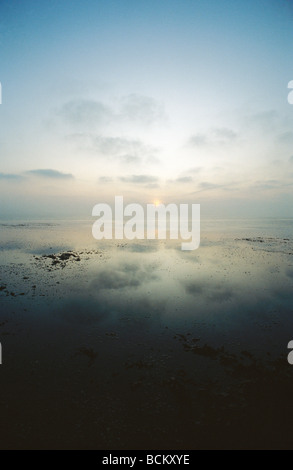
(1, 0, 293, 219)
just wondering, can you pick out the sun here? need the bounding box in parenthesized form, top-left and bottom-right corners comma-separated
(153, 199, 162, 207)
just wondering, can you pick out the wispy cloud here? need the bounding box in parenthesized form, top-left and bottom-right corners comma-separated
(249, 180, 293, 191)
(91, 263, 159, 290)
(185, 281, 233, 303)
(57, 100, 112, 130)
(176, 176, 194, 184)
(278, 132, 293, 144)
(56, 95, 164, 168)
(120, 154, 141, 165)
(245, 110, 278, 133)
(188, 127, 237, 148)
(168, 176, 194, 184)
(120, 174, 159, 185)
(70, 133, 158, 163)
(199, 182, 221, 190)
(57, 94, 165, 130)
(0, 173, 23, 181)
(93, 136, 155, 157)
(188, 167, 202, 174)
(27, 169, 74, 180)
(189, 134, 208, 147)
(213, 128, 237, 141)
(194, 182, 222, 192)
(98, 176, 113, 184)
(120, 94, 166, 125)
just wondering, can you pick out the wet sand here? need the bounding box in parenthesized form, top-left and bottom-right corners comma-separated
(1, 219, 293, 449)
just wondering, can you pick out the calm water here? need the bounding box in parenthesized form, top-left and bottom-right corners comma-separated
(0, 218, 293, 449)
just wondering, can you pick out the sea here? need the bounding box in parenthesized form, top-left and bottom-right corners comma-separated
(0, 218, 293, 449)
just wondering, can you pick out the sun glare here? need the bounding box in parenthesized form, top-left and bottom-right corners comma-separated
(153, 199, 162, 207)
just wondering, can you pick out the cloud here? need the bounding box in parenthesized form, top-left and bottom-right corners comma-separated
(90, 263, 159, 290)
(185, 282, 233, 303)
(247, 110, 278, 132)
(0, 173, 23, 181)
(168, 176, 194, 184)
(98, 176, 113, 184)
(27, 169, 74, 180)
(70, 133, 158, 162)
(186, 284, 204, 295)
(56, 95, 164, 163)
(0, 170, 74, 183)
(121, 154, 141, 165)
(198, 182, 221, 191)
(124, 244, 159, 253)
(188, 167, 202, 174)
(57, 99, 112, 129)
(57, 94, 165, 131)
(145, 182, 159, 189)
(279, 132, 293, 143)
(249, 180, 281, 191)
(213, 128, 237, 141)
(120, 94, 166, 125)
(93, 136, 153, 157)
(189, 134, 208, 147)
(120, 174, 159, 185)
(191, 180, 238, 195)
(188, 128, 237, 148)
(175, 176, 194, 184)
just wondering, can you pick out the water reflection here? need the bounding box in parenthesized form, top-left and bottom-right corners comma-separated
(0, 220, 293, 449)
